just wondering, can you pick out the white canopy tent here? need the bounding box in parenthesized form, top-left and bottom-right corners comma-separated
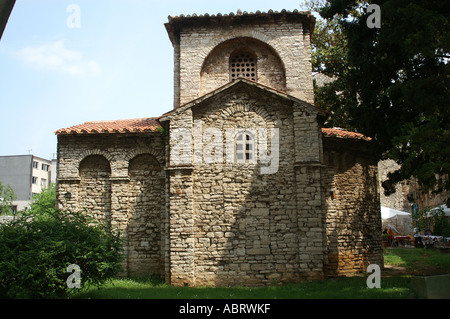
(429, 204, 450, 217)
(381, 206, 411, 219)
(381, 206, 412, 235)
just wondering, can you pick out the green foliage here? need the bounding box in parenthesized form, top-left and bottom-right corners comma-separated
(413, 207, 450, 237)
(0, 207, 124, 299)
(313, 1, 450, 203)
(0, 181, 17, 215)
(155, 125, 166, 135)
(433, 211, 450, 237)
(27, 183, 57, 217)
(303, 0, 349, 78)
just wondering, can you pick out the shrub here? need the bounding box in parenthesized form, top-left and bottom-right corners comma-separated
(0, 209, 124, 299)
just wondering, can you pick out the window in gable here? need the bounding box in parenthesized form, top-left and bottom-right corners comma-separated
(235, 132, 255, 163)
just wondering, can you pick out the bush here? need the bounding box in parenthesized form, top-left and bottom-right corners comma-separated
(0, 209, 124, 299)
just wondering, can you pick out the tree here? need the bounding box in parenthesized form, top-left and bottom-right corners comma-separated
(302, 1, 362, 131)
(0, 181, 16, 215)
(313, 0, 450, 203)
(28, 183, 57, 217)
(413, 207, 450, 238)
(303, 0, 349, 78)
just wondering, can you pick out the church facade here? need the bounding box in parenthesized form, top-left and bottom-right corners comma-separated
(55, 10, 383, 286)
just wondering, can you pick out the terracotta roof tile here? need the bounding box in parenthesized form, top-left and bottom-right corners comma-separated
(55, 118, 160, 135)
(167, 9, 313, 21)
(321, 127, 372, 141)
(56, 118, 371, 142)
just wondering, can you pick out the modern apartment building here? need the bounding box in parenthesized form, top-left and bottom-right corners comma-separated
(0, 155, 53, 212)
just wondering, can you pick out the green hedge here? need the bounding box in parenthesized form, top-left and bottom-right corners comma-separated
(0, 210, 124, 298)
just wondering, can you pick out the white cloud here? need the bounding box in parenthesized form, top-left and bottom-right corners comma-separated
(16, 40, 101, 76)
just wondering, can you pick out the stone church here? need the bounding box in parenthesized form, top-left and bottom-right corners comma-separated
(55, 9, 383, 286)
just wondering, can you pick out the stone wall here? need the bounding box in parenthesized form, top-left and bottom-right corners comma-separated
(164, 82, 326, 286)
(173, 19, 313, 107)
(127, 154, 165, 275)
(378, 159, 413, 211)
(322, 138, 383, 276)
(56, 112, 383, 285)
(78, 155, 111, 221)
(56, 133, 166, 277)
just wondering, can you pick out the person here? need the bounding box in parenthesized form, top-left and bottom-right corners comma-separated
(413, 227, 423, 248)
(387, 228, 395, 246)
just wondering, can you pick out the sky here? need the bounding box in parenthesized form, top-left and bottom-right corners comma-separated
(0, 0, 311, 160)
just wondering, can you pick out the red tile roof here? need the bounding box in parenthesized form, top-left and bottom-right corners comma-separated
(321, 127, 372, 141)
(56, 118, 371, 141)
(55, 118, 160, 135)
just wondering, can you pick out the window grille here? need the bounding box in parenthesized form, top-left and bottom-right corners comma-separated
(230, 50, 257, 81)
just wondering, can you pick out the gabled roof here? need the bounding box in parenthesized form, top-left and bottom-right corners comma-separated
(158, 78, 328, 122)
(55, 79, 371, 142)
(55, 118, 160, 135)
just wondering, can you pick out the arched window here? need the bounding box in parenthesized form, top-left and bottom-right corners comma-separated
(235, 132, 255, 163)
(230, 49, 257, 82)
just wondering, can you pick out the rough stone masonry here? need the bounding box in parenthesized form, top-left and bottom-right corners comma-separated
(55, 9, 383, 286)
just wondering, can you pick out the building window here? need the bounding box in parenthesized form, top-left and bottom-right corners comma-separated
(32, 161, 38, 169)
(235, 132, 255, 163)
(230, 49, 257, 82)
(42, 164, 49, 171)
(32, 176, 38, 184)
(41, 178, 47, 188)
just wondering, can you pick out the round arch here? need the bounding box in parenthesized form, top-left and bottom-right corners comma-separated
(200, 37, 286, 94)
(78, 154, 111, 177)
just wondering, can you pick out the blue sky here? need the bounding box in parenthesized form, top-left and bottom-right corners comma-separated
(0, 0, 309, 160)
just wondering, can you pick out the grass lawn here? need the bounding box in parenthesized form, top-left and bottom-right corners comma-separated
(72, 248, 450, 299)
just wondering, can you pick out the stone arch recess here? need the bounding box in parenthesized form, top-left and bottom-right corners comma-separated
(76, 149, 114, 177)
(200, 36, 287, 94)
(125, 147, 165, 170)
(220, 102, 278, 127)
(126, 152, 165, 277)
(78, 154, 112, 222)
(199, 32, 287, 73)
